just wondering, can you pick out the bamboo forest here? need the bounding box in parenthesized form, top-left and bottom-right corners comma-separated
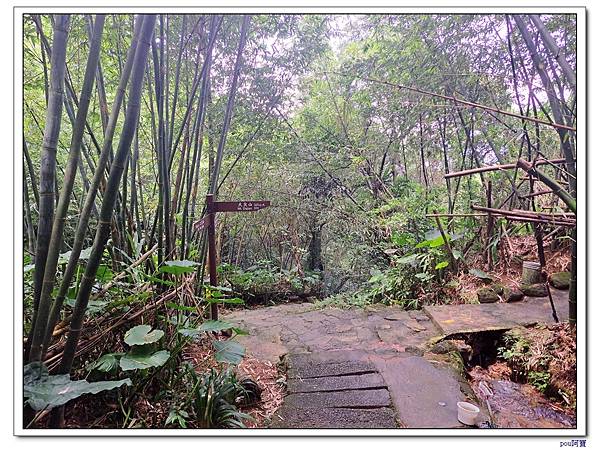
(20, 12, 580, 431)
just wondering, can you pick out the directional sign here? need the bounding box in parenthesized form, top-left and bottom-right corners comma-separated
(201, 195, 271, 321)
(192, 215, 209, 231)
(214, 200, 271, 213)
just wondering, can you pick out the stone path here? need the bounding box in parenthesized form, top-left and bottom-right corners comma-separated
(224, 290, 568, 428)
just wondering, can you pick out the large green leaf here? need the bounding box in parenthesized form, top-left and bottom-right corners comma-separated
(415, 235, 445, 249)
(119, 349, 170, 371)
(96, 265, 114, 282)
(213, 340, 245, 365)
(160, 260, 199, 275)
(24, 362, 47, 385)
(124, 324, 164, 346)
(24, 363, 131, 411)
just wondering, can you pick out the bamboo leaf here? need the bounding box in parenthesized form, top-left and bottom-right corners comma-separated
(86, 353, 124, 373)
(435, 261, 449, 270)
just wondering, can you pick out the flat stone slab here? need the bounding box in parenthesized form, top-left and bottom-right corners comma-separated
(284, 389, 391, 409)
(423, 289, 569, 335)
(288, 372, 386, 393)
(372, 356, 469, 428)
(270, 406, 397, 429)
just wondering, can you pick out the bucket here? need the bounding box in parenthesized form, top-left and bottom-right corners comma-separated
(522, 260, 541, 285)
(457, 401, 480, 425)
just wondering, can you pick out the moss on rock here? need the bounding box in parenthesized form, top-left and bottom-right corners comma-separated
(477, 284, 504, 303)
(519, 283, 548, 297)
(549, 272, 571, 290)
(504, 288, 524, 303)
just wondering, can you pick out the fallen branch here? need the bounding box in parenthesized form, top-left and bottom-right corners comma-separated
(444, 158, 568, 179)
(331, 72, 576, 132)
(471, 205, 576, 227)
(516, 159, 576, 214)
(519, 189, 555, 199)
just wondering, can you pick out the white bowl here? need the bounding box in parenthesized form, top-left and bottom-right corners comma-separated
(457, 401, 480, 425)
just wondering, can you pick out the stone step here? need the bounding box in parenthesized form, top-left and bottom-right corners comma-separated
(288, 372, 386, 393)
(270, 406, 397, 429)
(288, 357, 377, 379)
(284, 388, 392, 409)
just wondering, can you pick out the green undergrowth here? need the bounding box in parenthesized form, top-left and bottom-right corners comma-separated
(219, 262, 323, 305)
(497, 325, 576, 409)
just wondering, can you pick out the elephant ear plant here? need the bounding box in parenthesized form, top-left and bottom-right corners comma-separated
(87, 324, 170, 374)
(23, 362, 131, 424)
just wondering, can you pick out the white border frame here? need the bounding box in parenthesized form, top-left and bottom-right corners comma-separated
(13, 4, 587, 437)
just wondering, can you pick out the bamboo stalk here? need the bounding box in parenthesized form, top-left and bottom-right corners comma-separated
(30, 15, 106, 363)
(42, 16, 144, 355)
(516, 159, 576, 213)
(519, 189, 554, 199)
(28, 15, 71, 360)
(471, 205, 576, 226)
(58, 14, 157, 378)
(444, 158, 567, 179)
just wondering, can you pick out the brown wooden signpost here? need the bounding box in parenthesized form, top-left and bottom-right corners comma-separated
(193, 194, 270, 320)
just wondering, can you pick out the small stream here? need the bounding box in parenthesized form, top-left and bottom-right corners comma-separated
(470, 367, 575, 428)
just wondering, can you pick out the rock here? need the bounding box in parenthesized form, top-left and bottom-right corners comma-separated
(430, 339, 472, 358)
(549, 272, 571, 290)
(405, 345, 425, 356)
(504, 288, 524, 303)
(520, 283, 548, 297)
(431, 340, 457, 354)
(492, 283, 505, 294)
(477, 286, 502, 303)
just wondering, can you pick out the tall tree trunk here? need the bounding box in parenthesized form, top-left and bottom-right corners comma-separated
(24, 166, 36, 254)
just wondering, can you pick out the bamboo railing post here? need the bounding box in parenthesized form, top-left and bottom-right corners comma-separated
(485, 180, 494, 271)
(432, 211, 457, 272)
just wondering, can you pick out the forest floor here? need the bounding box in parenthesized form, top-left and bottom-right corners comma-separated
(220, 288, 575, 428)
